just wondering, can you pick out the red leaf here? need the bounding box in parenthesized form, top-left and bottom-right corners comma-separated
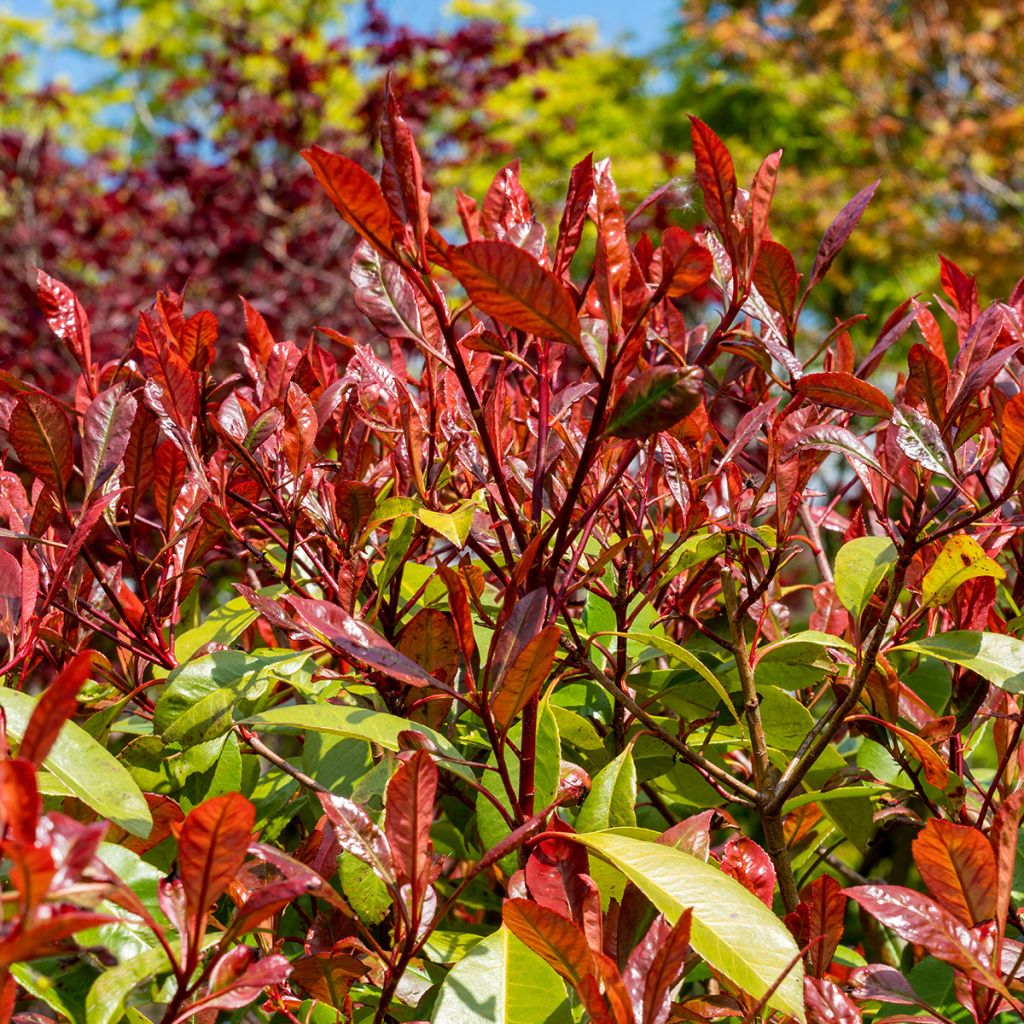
(303, 145, 396, 257)
(0, 758, 39, 844)
(752, 240, 799, 326)
(226, 875, 320, 941)
(36, 270, 91, 370)
(178, 794, 256, 949)
(0, 909, 114, 969)
(662, 227, 713, 299)
(397, 608, 460, 686)
(9, 393, 74, 495)
(502, 898, 597, 986)
(906, 343, 949, 425)
(286, 597, 444, 688)
(481, 161, 533, 240)
(491, 625, 561, 729)
(808, 180, 879, 291)
(290, 951, 366, 1002)
(525, 833, 591, 922)
(623, 911, 692, 1024)
(282, 383, 317, 476)
(318, 791, 396, 886)
(748, 149, 782, 259)
(437, 566, 476, 667)
(803, 977, 861, 1024)
(592, 158, 631, 335)
(850, 715, 949, 789)
(171, 954, 292, 1023)
(784, 875, 846, 978)
(688, 116, 737, 234)
(719, 835, 776, 908)
(912, 819, 997, 926)
(136, 312, 197, 427)
(449, 240, 581, 347)
(990, 790, 1024, 936)
(241, 296, 276, 367)
(179, 310, 218, 371)
(81, 385, 137, 495)
(19, 651, 94, 766)
(1001, 392, 1024, 472)
(554, 153, 594, 281)
(380, 81, 431, 264)
(795, 372, 894, 419)
(659, 810, 714, 860)
(845, 884, 1003, 986)
(384, 750, 437, 898)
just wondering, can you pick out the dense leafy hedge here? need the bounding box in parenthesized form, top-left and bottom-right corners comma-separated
(3, 87, 1024, 1023)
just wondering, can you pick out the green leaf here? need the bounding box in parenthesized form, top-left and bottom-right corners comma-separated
(0, 688, 151, 837)
(242, 703, 473, 780)
(10, 962, 86, 1024)
(431, 926, 572, 1024)
(755, 631, 855, 688)
(573, 831, 804, 1021)
(161, 687, 235, 747)
(891, 631, 1024, 692)
(154, 649, 309, 735)
(834, 536, 898, 618)
(921, 535, 1005, 607)
(602, 631, 738, 720)
(85, 944, 170, 1024)
(576, 748, 636, 832)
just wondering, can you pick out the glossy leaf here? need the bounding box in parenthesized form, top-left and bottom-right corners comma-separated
(845, 885, 1008, 990)
(891, 631, 1024, 692)
(82, 386, 137, 495)
(502, 899, 596, 987)
(893, 404, 956, 478)
(449, 240, 581, 347)
(807, 180, 879, 290)
(10, 392, 74, 494)
(689, 116, 736, 234)
(719, 835, 776, 908)
(921, 535, 1004, 608)
(37, 269, 91, 367)
(795, 372, 893, 419)
(431, 925, 571, 1024)
(244, 701, 470, 774)
(1002, 392, 1024, 471)
(911, 818, 997, 926)
(576, 749, 637, 832)
(0, 687, 151, 836)
(834, 536, 898, 619)
(491, 625, 561, 729)
(752, 240, 798, 325)
(605, 366, 704, 440)
(573, 832, 804, 1021)
(302, 145, 395, 256)
(287, 597, 444, 688)
(662, 227, 713, 298)
(384, 749, 437, 893)
(178, 793, 256, 944)
(18, 650, 94, 766)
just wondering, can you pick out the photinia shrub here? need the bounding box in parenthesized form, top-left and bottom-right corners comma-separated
(3, 85, 1024, 1024)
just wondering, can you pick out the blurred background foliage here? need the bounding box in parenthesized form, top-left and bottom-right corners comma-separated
(1, 0, 1021, 374)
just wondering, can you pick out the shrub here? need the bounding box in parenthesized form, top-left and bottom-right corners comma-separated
(2, 89, 1024, 1024)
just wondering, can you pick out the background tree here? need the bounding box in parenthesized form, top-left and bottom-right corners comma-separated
(658, 0, 1024, 322)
